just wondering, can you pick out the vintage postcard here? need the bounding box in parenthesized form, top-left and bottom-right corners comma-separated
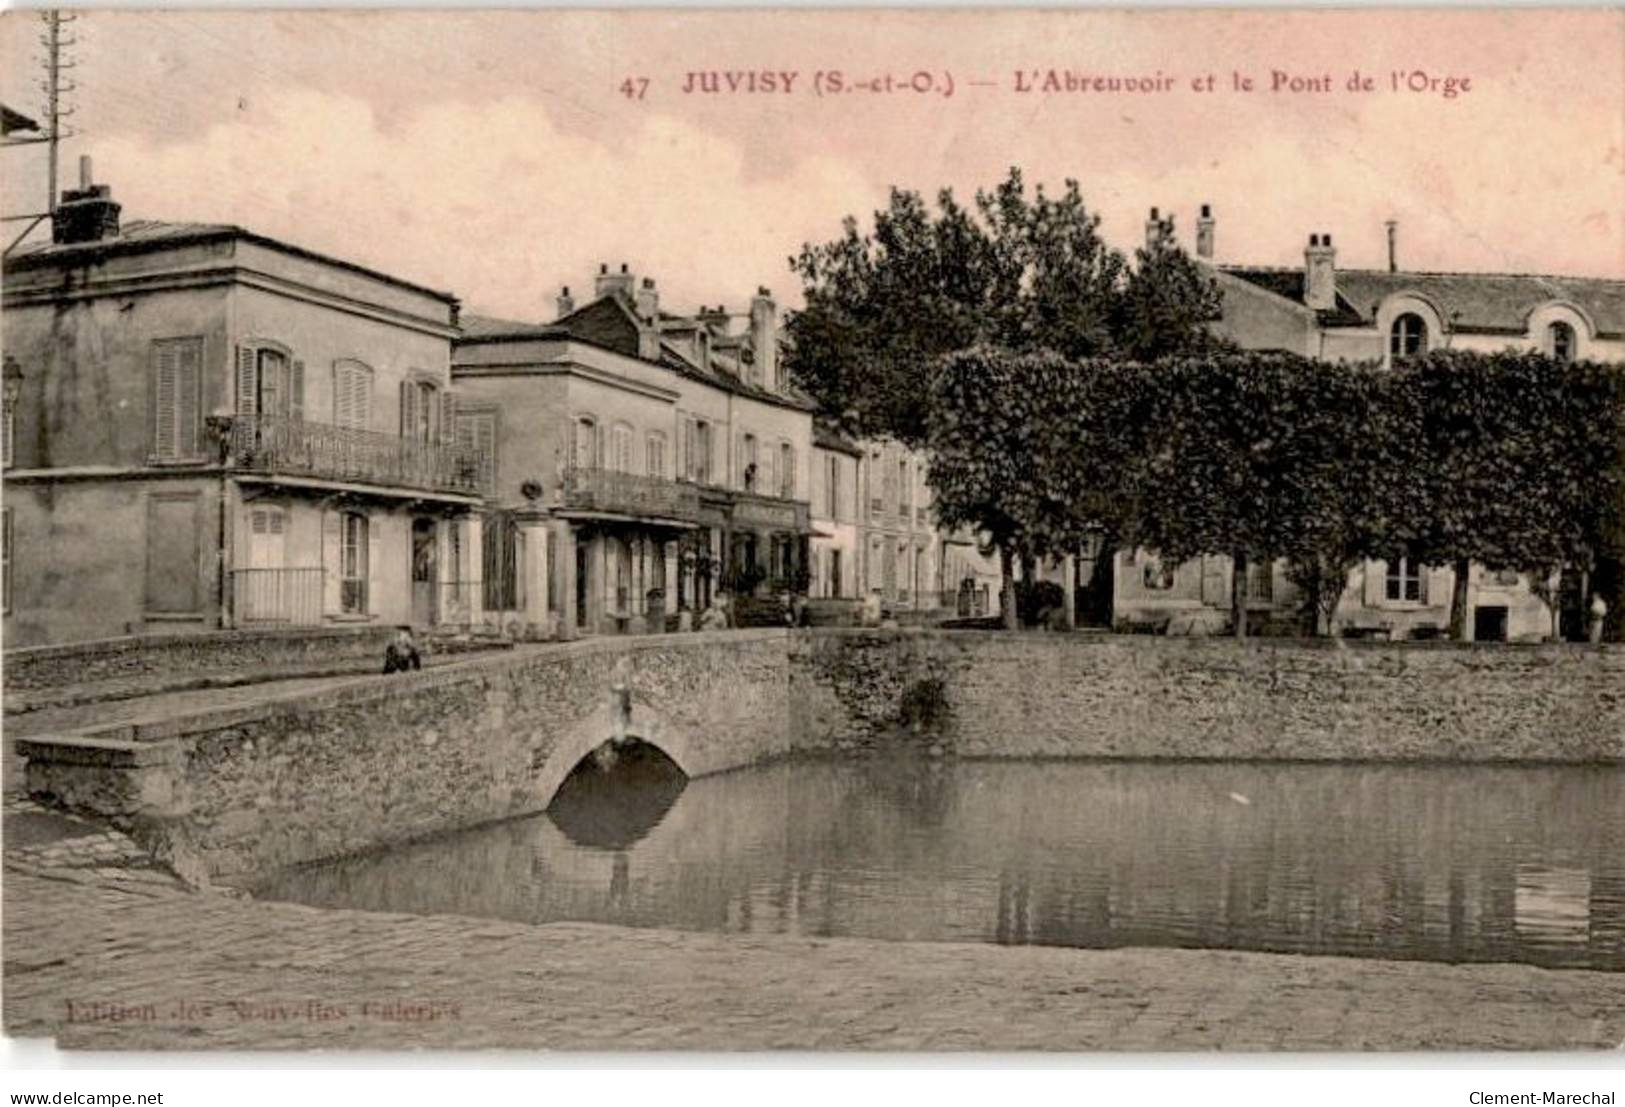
(1, 6, 1622, 1069)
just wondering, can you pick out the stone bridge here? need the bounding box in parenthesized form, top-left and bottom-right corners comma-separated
(17, 630, 797, 884)
(15, 629, 1622, 884)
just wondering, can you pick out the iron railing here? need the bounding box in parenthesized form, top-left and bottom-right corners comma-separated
(229, 415, 488, 497)
(562, 466, 700, 521)
(232, 567, 324, 627)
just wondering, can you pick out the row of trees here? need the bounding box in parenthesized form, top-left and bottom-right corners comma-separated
(926, 347, 1624, 637)
(786, 168, 1623, 638)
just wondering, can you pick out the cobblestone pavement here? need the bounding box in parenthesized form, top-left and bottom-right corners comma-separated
(5, 849, 1624, 1052)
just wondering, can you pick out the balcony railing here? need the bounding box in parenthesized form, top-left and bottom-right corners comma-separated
(562, 466, 700, 522)
(232, 568, 324, 627)
(229, 415, 488, 497)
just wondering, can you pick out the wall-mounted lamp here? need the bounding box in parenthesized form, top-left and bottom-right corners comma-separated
(2, 355, 23, 408)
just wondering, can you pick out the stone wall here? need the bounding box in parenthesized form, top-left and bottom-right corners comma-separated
(18, 631, 791, 882)
(790, 630, 1625, 763)
(3, 626, 404, 691)
(15, 628, 1621, 883)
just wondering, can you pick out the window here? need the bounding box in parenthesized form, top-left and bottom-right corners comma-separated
(340, 511, 369, 614)
(779, 443, 795, 498)
(2, 506, 12, 614)
(899, 458, 912, 511)
(1143, 558, 1176, 591)
(830, 548, 843, 598)
(742, 433, 758, 491)
(151, 338, 203, 460)
(574, 416, 598, 470)
(1390, 313, 1428, 360)
(332, 360, 373, 430)
(236, 344, 304, 421)
(400, 379, 439, 443)
(825, 454, 839, 518)
(1245, 560, 1274, 603)
(1549, 321, 1576, 363)
(2, 389, 12, 469)
(684, 418, 713, 483)
(646, 431, 668, 479)
(610, 422, 634, 473)
(1385, 556, 1423, 603)
(454, 409, 498, 493)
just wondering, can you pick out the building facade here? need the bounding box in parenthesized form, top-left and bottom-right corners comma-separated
(2, 179, 484, 647)
(809, 422, 861, 603)
(1113, 206, 1625, 641)
(451, 267, 817, 637)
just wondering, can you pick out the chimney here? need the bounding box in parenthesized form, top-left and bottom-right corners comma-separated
(1304, 233, 1337, 311)
(635, 276, 659, 323)
(698, 304, 730, 336)
(594, 262, 635, 301)
(555, 285, 575, 320)
(1385, 220, 1398, 274)
(51, 156, 121, 245)
(750, 286, 778, 390)
(1196, 203, 1215, 260)
(1144, 206, 1162, 251)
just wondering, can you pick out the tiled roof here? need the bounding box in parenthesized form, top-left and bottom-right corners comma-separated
(6, 219, 459, 304)
(457, 312, 565, 341)
(1222, 265, 1625, 337)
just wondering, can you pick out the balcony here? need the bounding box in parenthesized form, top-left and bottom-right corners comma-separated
(228, 415, 487, 498)
(562, 466, 700, 523)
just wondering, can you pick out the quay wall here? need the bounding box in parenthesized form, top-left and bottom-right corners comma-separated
(15, 630, 1622, 882)
(790, 631, 1625, 763)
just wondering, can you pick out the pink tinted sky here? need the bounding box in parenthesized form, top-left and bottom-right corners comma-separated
(1, 8, 1620, 320)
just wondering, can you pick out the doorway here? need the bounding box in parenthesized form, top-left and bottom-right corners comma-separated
(1473, 604, 1509, 643)
(411, 518, 437, 627)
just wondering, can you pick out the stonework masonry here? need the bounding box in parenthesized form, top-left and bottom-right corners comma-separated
(14, 629, 1622, 883)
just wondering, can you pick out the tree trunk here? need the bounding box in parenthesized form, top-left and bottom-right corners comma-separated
(1061, 552, 1077, 631)
(1084, 538, 1117, 627)
(1232, 552, 1248, 639)
(1446, 555, 1472, 640)
(999, 545, 1018, 631)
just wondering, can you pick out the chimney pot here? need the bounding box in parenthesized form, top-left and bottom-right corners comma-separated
(620, 263, 628, 274)
(1150, 206, 1159, 220)
(600, 263, 608, 274)
(79, 155, 92, 189)
(1196, 204, 1215, 260)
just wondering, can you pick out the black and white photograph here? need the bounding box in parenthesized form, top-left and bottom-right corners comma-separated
(0, 5, 1621, 1095)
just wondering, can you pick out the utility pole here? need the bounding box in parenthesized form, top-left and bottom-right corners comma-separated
(43, 9, 76, 217)
(3, 10, 75, 255)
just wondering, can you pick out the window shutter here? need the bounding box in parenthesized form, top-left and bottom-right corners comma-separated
(153, 342, 179, 458)
(354, 369, 371, 430)
(236, 346, 257, 416)
(333, 365, 353, 429)
(176, 340, 200, 456)
(441, 391, 457, 445)
(400, 380, 418, 438)
(1362, 560, 1384, 607)
(288, 360, 305, 421)
(676, 417, 689, 480)
(567, 419, 579, 472)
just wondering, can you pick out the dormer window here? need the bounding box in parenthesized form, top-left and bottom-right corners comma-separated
(1548, 321, 1575, 363)
(1390, 313, 1428, 361)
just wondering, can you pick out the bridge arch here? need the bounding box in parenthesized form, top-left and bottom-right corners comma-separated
(533, 691, 703, 808)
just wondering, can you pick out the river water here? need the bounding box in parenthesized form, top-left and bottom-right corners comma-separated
(257, 757, 1625, 970)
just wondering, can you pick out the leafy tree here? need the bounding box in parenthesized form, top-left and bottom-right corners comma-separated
(928, 348, 1100, 628)
(1115, 216, 1229, 362)
(1132, 351, 1378, 638)
(787, 168, 1220, 448)
(1394, 351, 1623, 639)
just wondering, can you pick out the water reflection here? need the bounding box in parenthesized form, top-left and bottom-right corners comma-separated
(256, 759, 1625, 970)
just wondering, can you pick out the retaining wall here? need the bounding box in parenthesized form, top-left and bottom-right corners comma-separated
(15, 629, 1621, 882)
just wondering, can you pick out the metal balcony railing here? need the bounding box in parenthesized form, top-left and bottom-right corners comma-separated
(232, 567, 324, 627)
(229, 415, 488, 497)
(562, 466, 700, 521)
